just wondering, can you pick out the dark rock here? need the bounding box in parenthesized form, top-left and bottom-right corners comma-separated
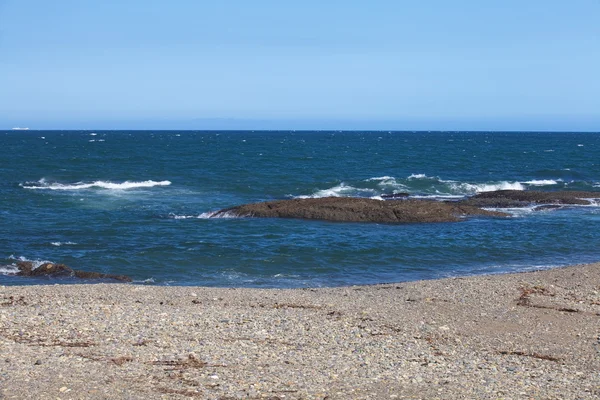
(461, 190, 599, 207)
(15, 261, 131, 282)
(210, 197, 508, 223)
(454, 198, 531, 208)
(73, 270, 132, 282)
(30, 263, 74, 277)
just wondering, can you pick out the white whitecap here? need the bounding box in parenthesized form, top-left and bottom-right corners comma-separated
(169, 214, 194, 220)
(524, 180, 558, 186)
(407, 173, 432, 180)
(7, 255, 52, 270)
(411, 194, 466, 200)
(467, 181, 525, 193)
(483, 206, 537, 217)
(50, 241, 77, 246)
(296, 183, 376, 199)
(198, 210, 240, 219)
(22, 179, 172, 190)
(366, 176, 395, 182)
(0, 265, 19, 275)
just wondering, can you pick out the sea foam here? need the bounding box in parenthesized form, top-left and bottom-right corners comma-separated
(0, 265, 19, 275)
(21, 179, 171, 190)
(296, 183, 377, 199)
(7, 255, 52, 270)
(524, 180, 558, 186)
(50, 241, 78, 246)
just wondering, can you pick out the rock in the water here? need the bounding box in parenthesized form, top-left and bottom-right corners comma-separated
(73, 270, 132, 282)
(460, 190, 599, 207)
(210, 197, 507, 223)
(15, 261, 131, 282)
(16, 262, 74, 277)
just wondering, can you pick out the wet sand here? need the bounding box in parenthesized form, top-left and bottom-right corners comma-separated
(1, 263, 599, 399)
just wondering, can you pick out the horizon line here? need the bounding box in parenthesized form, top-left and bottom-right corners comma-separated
(2, 128, 600, 133)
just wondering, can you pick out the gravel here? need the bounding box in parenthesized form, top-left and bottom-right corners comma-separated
(1, 263, 599, 399)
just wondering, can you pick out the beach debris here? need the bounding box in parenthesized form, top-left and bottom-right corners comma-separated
(516, 285, 580, 313)
(149, 354, 207, 370)
(498, 350, 561, 362)
(111, 356, 134, 366)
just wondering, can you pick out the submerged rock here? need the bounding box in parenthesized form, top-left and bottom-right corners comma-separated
(210, 197, 507, 223)
(15, 262, 132, 282)
(459, 190, 600, 207)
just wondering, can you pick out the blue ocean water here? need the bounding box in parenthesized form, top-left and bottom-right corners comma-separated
(1, 130, 599, 287)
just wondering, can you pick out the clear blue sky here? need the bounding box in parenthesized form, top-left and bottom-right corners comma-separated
(1, 0, 599, 130)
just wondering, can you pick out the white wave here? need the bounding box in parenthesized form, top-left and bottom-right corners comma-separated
(22, 179, 171, 190)
(365, 176, 408, 190)
(524, 180, 558, 186)
(296, 183, 376, 199)
(89, 133, 97, 136)
(408, 173, 434, 180)
(459, 181, 525, 193)
(582, 198, 600, 206)
(133, 278, 156, 284)
(7, 255, 52, 270)
(483, 206, 537, 217)
(50, 241, 77, 246)
(169, 211, 235, 219)
(411, 194, 466, 200)
(169, 214, 195, 220)
(0, 265, 19, 275)
(366, 176, 395, 182)
(198, 210, 240, 219)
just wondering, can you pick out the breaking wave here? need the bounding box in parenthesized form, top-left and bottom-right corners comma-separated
(168, 211, 240, 219)
(295, 183, 377, 199)
(50, 241, 78, 246)
(1, 256, 52, 275)
(21, 178, 172, 190)
(291, 174, 578, 199)
(523, 180, 559, 186)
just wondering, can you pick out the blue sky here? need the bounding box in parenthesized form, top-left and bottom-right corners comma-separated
(0, 0, 599, 130)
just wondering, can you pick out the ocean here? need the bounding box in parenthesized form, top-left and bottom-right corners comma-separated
(1, 130, 599, 287)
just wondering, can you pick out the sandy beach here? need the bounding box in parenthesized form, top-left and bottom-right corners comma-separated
(1, 263, 599, 399)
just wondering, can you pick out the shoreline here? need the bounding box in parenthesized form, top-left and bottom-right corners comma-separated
(1, 262, 599, 399)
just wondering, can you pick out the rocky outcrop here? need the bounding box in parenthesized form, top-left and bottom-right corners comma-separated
(211, 197, 508, 223)
(15, 262, 132, 282)
(459, 190, 600, 208)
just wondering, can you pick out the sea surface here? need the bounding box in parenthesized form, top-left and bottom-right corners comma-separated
(1, 130, 599, 287)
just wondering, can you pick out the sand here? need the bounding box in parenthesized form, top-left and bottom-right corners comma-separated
(1, 263, 599, 399)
